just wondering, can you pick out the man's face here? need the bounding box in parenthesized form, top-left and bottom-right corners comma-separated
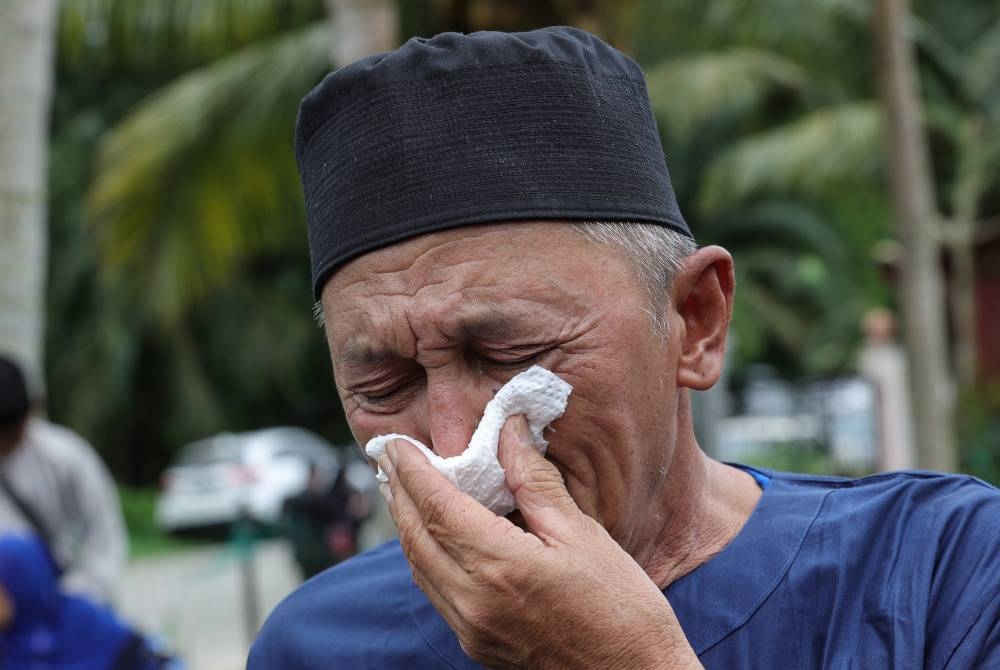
(0, 420, 26, 458)
(322, 223, 688, 545)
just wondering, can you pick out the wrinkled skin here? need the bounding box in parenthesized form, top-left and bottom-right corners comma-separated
(322, 223, 761, 669)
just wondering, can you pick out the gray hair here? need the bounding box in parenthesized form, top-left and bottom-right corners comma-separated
(313, 221, 697, 333)
(570, 221, 697, 335)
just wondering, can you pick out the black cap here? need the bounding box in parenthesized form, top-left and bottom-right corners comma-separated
(296, 26, 692, 299)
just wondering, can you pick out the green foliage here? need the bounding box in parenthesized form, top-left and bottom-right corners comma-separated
(637, 4, 887, 378)
(47, 3, 339, 484)
(958, 384, 1000, 487)
(89, 23, 329, 325)
(697, 104, 882, 216)
(58, 0, 324, 78)
(635, 0, 872, 86)
(646, 48, 813, 145)
(636, 0, 1000, 384)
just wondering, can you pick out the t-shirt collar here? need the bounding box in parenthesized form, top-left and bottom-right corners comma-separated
(665, 473, 833, 655)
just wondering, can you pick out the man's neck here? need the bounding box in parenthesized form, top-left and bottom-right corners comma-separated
(631, 399, 763, 589)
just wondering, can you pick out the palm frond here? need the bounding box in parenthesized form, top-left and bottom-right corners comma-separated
(950, 115, 1000, 221)
(910, 14, 969, 102)
(697, 102, 882, 216)
(965, 16, 1000, 111)
(646, 48, 813, 143)
(704, 200, 847, 266)
(58, 0, 324, 76)
(636, 0, 869, 72)
(89, 22, 331, 325)
(913, 0, 1000, 63)
(913, 8, 1000, 112)
(732, 272, 810, 357)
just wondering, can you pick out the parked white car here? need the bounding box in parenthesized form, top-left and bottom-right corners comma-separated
(155, 427, 342, 533)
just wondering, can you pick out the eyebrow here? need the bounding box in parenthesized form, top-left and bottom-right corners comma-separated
(455, 306, 525, 341)
(337, 336, 398, 365)
(336, 306, 528, 365)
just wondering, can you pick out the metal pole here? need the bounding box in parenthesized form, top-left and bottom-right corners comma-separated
(236, 509, 259, 647)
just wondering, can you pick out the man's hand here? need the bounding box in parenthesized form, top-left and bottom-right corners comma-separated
(378, 416, 703, 669)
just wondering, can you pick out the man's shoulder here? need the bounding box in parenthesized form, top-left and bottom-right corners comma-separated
(772, 467, 999, 512)
(770, 468, 1000, 540)
(282, 537, 409, 602)
(250, 539, 469, 669)
(261, 538, 410, 621)
(743, 469, 1000, 592)
(687, 468, 1000, 666)
(780, 469, 1000, 654)
(23, 419, 98, 463)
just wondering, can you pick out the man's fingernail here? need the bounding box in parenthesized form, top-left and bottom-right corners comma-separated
(378, 454, 393, 478)
(386, 439, 400, 465)
(379, 482, 394, 506)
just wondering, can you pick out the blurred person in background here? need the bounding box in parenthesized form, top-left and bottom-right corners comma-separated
(0, 355, 128, 605)
(858, 307, 916, 471)
(282, 462, 372, 579)
(0, 534, 182, 669)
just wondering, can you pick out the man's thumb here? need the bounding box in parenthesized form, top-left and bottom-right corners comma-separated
(498, 415, 580, 536)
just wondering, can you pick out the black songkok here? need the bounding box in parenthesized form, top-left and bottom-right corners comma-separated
(296, 26, 692, 298)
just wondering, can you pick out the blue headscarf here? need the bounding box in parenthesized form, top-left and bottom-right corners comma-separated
(0, 534, 133, 669)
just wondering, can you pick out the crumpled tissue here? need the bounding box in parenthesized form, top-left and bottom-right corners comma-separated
(365, 365, 572, 515)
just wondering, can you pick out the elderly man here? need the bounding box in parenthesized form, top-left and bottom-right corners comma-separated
(250, 27, 1000, 669)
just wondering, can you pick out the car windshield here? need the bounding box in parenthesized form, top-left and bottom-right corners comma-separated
(176, 436, 242, 466)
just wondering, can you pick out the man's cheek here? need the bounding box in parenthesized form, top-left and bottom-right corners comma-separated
(545, 438, 609, 516)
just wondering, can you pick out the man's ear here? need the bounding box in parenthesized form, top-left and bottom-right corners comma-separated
(670, 246, 734, 391)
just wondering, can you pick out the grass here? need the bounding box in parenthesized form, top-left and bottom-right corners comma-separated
(117, 485, 216, 558)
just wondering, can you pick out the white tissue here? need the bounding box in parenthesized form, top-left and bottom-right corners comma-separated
(365, 365, 573, 515)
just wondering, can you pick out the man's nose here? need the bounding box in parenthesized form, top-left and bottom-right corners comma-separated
(420, 369, 494, 458)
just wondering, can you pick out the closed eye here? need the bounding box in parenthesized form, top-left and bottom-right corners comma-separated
(473, 345, 555, 370)
(345, 366, 423, 413)
(351, 380, 421, 413)
(356, 388, 397, 402)
(484, 353, 542, 367)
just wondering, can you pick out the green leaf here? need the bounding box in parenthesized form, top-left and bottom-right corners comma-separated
(58, 0, 325, 76)
(733, 273, 809, 356)
(646, 48, 813, 143)
(636, 0, 870, 73)
(697, 102, 882, 216)
(965, 16, 1000, 111)
(88, 22, 331, 325)
(704, 200, 847, 265)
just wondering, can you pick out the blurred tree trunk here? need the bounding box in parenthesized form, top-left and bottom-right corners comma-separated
(947, 117, 987, 393)
(327, 0, 398, 68)
(948, 220, 978, 395)
(873, 0, 957, 471)
(0, 0, 58, 396)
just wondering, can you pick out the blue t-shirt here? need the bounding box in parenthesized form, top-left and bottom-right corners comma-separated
(249, 470, 1000, 669)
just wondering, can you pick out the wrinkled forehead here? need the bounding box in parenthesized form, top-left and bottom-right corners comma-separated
(318, 222, 632, 350)
(321, 222, 603, 302)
